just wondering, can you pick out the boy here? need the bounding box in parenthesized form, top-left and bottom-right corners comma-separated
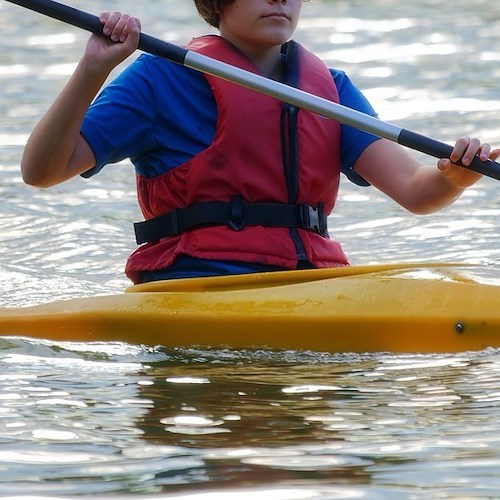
(21, 0, 496, 283)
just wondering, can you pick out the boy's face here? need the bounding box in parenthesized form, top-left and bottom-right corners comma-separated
(219, 0, 302, 51)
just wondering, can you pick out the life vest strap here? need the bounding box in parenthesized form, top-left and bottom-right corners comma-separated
(134, 196, 328, 244)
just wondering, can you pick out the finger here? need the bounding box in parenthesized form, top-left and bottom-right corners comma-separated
(99, 11, 110, 26)
(101, 11, 125, 40)
(101, 11, 119, 36)
(101, 11, 118, 37)
(462, 138, 481, 165)
(461, 138, 482, 166)
(490, 148, 500, 161)
(121, 17, 141, 47)
(123, 17, 141, 39)
(110, 13, 131, 43)
(437, 158, 452, 171)
(449, 137, 469, 164)
(132, 17, 141, 31)
(462, 137, 482, 166)
(118, 16, 133, 43)
(478, 143, 491, 162)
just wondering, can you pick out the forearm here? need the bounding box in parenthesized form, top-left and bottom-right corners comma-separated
(355, 138, 485, 215)
(21, 59, 109, 187)
(399, 166, 467, 215)
(21, 13, 141, 188)
(401, 141, 491, 214)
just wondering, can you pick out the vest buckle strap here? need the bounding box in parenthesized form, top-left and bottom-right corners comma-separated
(134, 199, 329, 244)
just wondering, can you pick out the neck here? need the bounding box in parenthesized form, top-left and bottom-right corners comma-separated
(221, 36, 283, 79)
(251, 47, 283, 79)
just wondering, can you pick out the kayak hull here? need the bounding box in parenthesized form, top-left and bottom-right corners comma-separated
(1, 263, 500, 353)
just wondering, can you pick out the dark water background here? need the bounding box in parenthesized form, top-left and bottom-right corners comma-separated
(1, 0, 500, 497)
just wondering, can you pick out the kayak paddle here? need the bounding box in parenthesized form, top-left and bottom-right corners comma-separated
(5, 0, 500, 180)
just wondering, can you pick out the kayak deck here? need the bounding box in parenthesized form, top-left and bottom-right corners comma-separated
(1, 263, 500, 353)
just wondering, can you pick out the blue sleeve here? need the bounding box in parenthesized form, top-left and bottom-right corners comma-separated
(80, 55, 159, 178)
(331, 69, 380, 186)
(80, 54, 217, 179)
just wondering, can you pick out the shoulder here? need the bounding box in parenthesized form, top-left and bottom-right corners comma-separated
(328, 68, 358, 96)
(97, 53, 213, 114)
(327, 68, 377, 118)
(116, 53, 206, 85)
(124, 53, 211, 95)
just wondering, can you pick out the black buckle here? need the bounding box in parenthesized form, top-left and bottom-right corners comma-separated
(308, 205, 321, 233)
(299, 203, 327, 235)
(299, 204, 319, 233)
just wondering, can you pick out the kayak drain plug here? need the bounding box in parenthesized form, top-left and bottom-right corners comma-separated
(455, 322, 465, 334)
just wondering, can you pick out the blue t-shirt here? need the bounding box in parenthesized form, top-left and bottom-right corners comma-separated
(81, 53, 379, 185)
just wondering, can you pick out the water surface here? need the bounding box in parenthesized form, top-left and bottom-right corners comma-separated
(1, 0, 500, 497)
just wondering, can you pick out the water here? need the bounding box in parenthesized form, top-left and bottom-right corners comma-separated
(1, 0, 500, 497)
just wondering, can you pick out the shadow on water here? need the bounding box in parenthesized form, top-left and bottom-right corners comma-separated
(135, 348, 500, 492)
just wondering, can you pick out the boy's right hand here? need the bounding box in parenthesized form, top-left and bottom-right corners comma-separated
(83, 12, 141, 74)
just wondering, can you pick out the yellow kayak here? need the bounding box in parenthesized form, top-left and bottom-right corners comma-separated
(1, 263, 500, 353)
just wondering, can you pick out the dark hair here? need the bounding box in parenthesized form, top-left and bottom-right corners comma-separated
(193, 0, 235, 28)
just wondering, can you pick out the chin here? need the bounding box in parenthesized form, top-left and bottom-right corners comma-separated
(257, 30, 293, 46)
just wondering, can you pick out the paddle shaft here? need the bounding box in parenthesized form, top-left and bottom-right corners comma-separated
(6, 0, 500, 180)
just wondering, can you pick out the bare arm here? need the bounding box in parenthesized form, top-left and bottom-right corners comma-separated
(21, 12, 141, 188)
(353, 137, 496, 215)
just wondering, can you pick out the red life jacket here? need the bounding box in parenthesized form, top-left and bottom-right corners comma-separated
(126, 35, 348, 283)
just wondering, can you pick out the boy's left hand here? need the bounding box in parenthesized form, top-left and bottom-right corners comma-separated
(437, 137, 499, 188)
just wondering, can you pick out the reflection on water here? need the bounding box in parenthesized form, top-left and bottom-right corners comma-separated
(1, 0, 500, 496)
(2, 343, 500, 497)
